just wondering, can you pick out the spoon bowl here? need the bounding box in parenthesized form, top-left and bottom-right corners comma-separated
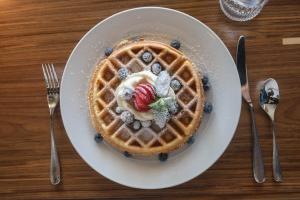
(259, 78, 280, 120)
(259, 78, 282, 182)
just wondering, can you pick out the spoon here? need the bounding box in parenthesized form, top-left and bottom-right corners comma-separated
(259, 78, 283, 182)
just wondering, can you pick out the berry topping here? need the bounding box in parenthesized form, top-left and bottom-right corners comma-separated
(104, 47, 113, 56)
(202, 75, 210, 91)
(170, 40, 181, 49)
(141, 120, 152, 128)
(187, 136, 195, 145)
(133, 83, 156, 112)
(115, 106, 123, 114)
(158, 153, 168, 162)
(203, 84, 210, 91)
(141, 51, 153, 63)
(120, 111, 134, 124)
(118, 67, 129, 80)
(168, 102, 179, 115)
(204, 102, 213, 113)
(151, 62, 162, 75)
(133, 120, 141, 130)
(170, 79, 182, 91)
(94, 133, 103, 143)
(123, 151, 132, 157)
(120, 87, 133, 100)
(202, 75, 209, 85)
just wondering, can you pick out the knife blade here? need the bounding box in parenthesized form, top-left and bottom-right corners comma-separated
(236, 36, 251, 103)
(236, 35, 266, 183)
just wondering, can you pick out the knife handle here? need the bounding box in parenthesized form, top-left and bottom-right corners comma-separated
(249, 103, 266, 183)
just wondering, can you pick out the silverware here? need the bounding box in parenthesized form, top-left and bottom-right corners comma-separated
(259, 78, 283, 182)
(236, 36, 265, 183)
(42, 64, 61, 185)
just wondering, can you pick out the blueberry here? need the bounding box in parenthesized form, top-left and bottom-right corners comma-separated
(187, 136, 195, 145)
(170, 79, 182, 91)
(151, 62, 162, 75)
(170, 40, 181, 49)
(94, 133, 103, 143)
(123, 151, 132, 157)
(141, 120, 152, 128)
(168, 102, 179, 115)
(158, 153, 168, 162)
(120, 111, 134, 124)
(104, 47, 113, 56)
(115, 106, 123, 114)
(141, 51, 153, 63)
(202, 76, 209, 85)
(204, 102, 213, 113)
(133, 120, 141, 130)
(118, 67, 129, 80)
(120, 87, 133, 100)
(203, 83, 210, 91)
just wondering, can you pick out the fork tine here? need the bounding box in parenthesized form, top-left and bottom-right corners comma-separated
(48, 64, 57, 89)
(48, 64, 56, 89)
(45, 64, 54, 89)
(51, 64, 59, 88)
(42, 64, 49, 88)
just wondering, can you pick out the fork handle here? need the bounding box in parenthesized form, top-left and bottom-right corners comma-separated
(50, 112, 61, 185)
(249, 103, 265, 183)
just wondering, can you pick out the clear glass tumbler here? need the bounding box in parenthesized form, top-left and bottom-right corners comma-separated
(219, 0, 268, 21)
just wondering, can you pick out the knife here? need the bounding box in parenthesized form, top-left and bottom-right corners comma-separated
(236, 36, 266, 183)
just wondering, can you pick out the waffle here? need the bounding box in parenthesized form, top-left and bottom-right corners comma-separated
(88, 40, 205, 155)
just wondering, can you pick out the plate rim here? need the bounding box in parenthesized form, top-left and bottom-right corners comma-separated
(60, 6, 242, 189)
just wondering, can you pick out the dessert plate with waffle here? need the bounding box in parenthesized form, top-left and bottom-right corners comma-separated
(60, 7, 241, 189)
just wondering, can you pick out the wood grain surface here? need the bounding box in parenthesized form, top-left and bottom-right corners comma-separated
(0, 0, 300, 199)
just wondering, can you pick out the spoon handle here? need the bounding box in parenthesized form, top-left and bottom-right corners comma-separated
(249, 103, 265, 183)
(272, 120, 283, 182)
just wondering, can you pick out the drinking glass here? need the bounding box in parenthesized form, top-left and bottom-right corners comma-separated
(219, 0, 269, 21)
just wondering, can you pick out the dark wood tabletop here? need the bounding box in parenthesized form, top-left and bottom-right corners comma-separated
(1, 0, 300, 199)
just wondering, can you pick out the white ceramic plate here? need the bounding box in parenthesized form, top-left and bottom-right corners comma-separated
(60, 7, 241, 189)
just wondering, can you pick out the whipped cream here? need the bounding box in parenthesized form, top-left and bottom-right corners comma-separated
(115, 71, 175, 121)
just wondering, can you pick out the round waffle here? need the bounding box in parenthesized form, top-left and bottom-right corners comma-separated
(88, 40, 205, 155)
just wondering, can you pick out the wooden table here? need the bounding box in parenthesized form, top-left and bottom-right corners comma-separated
(1, 0, 300, 199)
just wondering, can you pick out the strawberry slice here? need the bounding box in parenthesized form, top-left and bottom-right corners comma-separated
(133, 83, 156, 112)
(134, 95, 149, 111)
(139, 83, 155, 100)
(135, 87, 150, 103)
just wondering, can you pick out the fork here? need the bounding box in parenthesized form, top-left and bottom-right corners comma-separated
(42, 63, 61, 185)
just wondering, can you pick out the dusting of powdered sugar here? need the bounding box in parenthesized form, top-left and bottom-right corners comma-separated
(75, 29, 217, 161)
